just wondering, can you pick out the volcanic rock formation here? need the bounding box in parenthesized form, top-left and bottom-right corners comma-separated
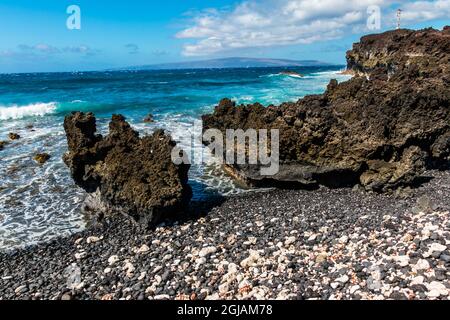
(63, 112, 192, 224)
(202, 27, 450, 192)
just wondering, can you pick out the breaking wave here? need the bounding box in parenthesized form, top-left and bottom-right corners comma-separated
(0, 102, 58, 120)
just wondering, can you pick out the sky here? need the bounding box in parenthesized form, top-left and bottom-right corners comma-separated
(0, 0, 449, 73)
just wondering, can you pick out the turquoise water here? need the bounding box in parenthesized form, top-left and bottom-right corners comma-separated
(0, 66, 350, 249)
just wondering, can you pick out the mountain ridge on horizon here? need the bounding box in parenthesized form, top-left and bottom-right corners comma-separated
(114, 57, 337, 71)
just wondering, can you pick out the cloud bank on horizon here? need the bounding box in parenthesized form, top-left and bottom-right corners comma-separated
(176, 0, 450, 56)
(0, 44, 98, 58)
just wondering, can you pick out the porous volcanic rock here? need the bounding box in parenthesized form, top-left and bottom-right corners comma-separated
(33, 153, 51, 164)
(143, 114, 154, 123)
(63, 112, 192, 225)
(202, 27, 450, 192)
(8, 133, 20, 140)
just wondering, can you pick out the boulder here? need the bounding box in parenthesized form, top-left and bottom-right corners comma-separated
(33, 153, 51, 164)
(8, 133, 20, 140)
(63, 112, 192, 225)
(0, 141, 7, 151)
(202, 27, 450, 192)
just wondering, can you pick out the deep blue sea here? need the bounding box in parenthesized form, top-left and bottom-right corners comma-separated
(0, 66, 350, 249)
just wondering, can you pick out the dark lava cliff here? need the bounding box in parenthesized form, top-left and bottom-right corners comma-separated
(63, 112, 192, 225)
(202, 27, 450, 192)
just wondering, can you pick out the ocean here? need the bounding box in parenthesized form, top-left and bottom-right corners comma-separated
(0, 66, 351, 250)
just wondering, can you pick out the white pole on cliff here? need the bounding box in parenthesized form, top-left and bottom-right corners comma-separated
(397, 9, 402, 30)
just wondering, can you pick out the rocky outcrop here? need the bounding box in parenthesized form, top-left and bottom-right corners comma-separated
(33, 153, 51, 164)
(63, 112, 192, 224)
(202, 27, 450, 192)
(346, 27, 450, 81)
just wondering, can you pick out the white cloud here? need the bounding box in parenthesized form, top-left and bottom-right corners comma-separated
(401, 0, 450, 22)
(0, 44, 99, 59)
(18, 44, 61, 54)
(176, 0, 449, 56)
(125, 43, 140, 54)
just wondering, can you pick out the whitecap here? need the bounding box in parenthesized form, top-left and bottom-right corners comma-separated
(0, 102, 58, 120)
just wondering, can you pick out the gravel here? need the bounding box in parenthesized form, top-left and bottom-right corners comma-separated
(0, 170, 449, 300)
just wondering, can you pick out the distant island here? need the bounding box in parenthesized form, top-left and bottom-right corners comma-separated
(114, 57, 333, 71)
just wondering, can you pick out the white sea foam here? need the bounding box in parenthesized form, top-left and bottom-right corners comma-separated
(0, 102, 57, 120)
(311, 70, 340, 76)
(231, 95, 255, 103)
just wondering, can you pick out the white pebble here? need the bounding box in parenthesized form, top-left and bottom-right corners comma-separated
(123, 261, 135, 277)
(410, 276, 424, 285)
(426, 281, 448, 298)
(199, 246, 217, 257)
(108, 255, 119, 266)
(240, 250, 260, 268)
(86, 236, 101, 244)
(330, 282, 339, 289)
(195, 257, 207, 265)
(136, 244, 150, 254)
(74, 252, 86, 260)
(394, 255, 410, 267)
(219, 283, 229, 295)
(336, 275, 349, 284)
(414, 259, 430, 271)
(285, 236, 296, 246)
(338, 235, 349, 244)
(429, 243, 447, 254)
(350, 285, 361, 295)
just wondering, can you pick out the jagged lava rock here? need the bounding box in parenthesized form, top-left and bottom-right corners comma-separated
(63, 112, 192, 224)
(346, 27, 450, 80)
(202, 27, 450, 192)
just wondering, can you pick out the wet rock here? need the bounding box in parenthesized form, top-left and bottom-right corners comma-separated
(8, 133, 20, 140)
(63, 112, 192, 225)
(143, 114, 154, 123)
(33, 153, 51, 164)
(0, 141, 7, 151)
(202, 27, 450, 192)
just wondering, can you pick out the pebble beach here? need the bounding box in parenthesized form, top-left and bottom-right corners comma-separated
(1, 170, 449, 301)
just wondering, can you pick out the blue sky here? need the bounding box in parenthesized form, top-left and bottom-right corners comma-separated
(0, 0, 449, 73)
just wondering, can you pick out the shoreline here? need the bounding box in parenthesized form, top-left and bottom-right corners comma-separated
(0, 65, 349, 249)
(1, 169, 449, 300)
